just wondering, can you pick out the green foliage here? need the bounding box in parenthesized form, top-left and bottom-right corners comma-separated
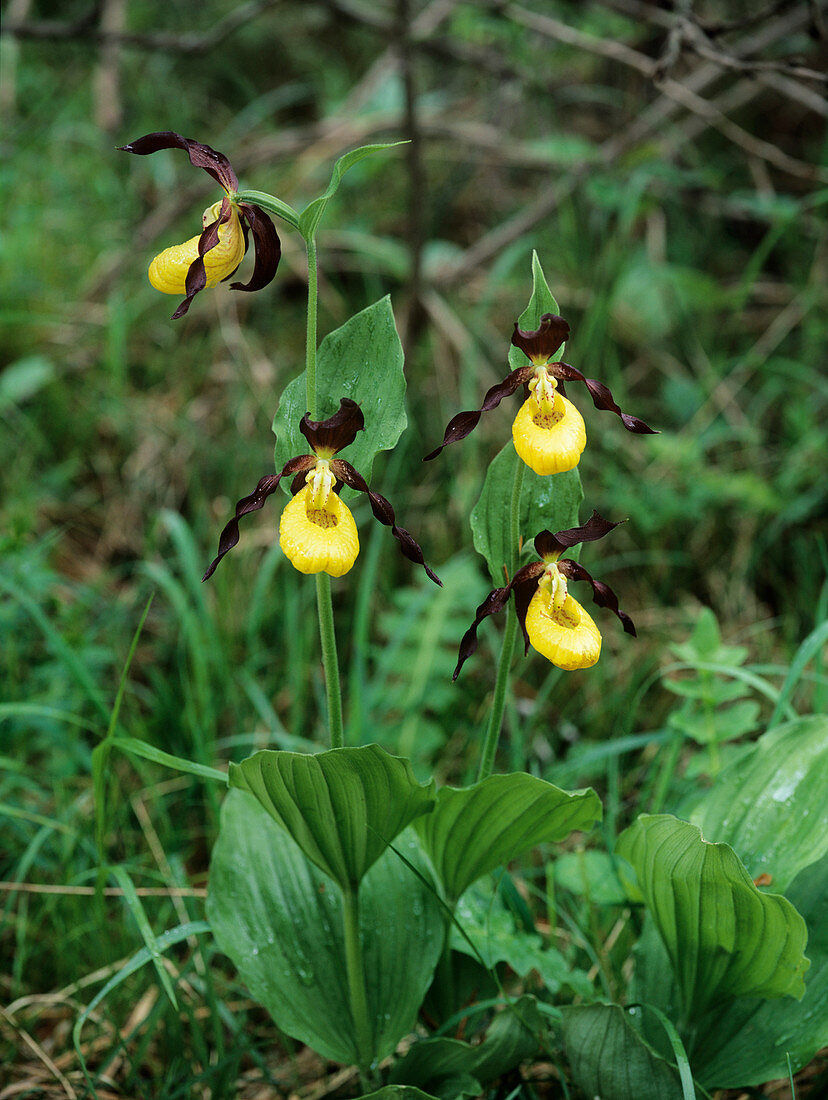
(415, 773, 601, 906)
(4, 1, 828, 1093)
(471, 444, 583, 586)
(663, 608, 760, 747)
(298, 143, 408, 241)
(451, 882, 592, 997)
(229, 744, 436, 889)
(562, 1004, 687, 1100)
(617, 814, 809, 1020)
(389, 995, 543, 1091)
(272, 296, 407, 488)
(688, 715, 828, 892)
(208, 791, 443, 1065)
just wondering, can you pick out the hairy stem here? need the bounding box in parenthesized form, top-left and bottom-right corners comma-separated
(305, 236, 318, 418)
(316, 573, 344, 748)
(477, 455, 525, 781)
(304, 235, 344, 748)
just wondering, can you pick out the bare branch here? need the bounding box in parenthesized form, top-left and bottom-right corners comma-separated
(2, 0, 281, 53)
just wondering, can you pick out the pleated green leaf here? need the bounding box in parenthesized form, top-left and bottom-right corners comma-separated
(273, 296, 406, 489)
(617, 814, 809, 1019)
(414, 773, 601, 906)
(561, 1004, 687, 1100)
(229, 744, 436, 890)
(389, 995, 543, 1087)
(207, 791, 445, 1066)
(693, 853, 828, 1088)
(689, 716, 828, 892)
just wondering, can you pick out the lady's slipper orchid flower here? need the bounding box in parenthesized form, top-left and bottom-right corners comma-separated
(119, 131, 281, 319)
(425, 314, 656, 472)
(202, 399, 441, 584)
(453, 511, 635, 677)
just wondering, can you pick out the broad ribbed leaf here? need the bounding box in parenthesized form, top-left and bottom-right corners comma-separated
(389, 995, 543, 1087)
(470, 443, 583, 586)
(273, 296, 406, 488)
(617, 815, 809, 1019)
(693, 854, 828, 1087)
(689, 716, 828, 892)
(208, 791, 444, 1065)
(414, 773, 600, 906)
(561, 1004, 686, 1100)
(230, 745, 435, 889)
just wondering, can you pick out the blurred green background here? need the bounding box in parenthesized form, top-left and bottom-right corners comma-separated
(2, 0, 826, 1092)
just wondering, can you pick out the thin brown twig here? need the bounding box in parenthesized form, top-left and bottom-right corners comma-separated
(0, 1006, 77, 1099)
(0, 881, 207, 897)
(2, 0, 281, 53)
(435, 3, 822, 286)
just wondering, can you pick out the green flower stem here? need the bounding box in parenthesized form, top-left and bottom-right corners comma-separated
(316, 573, 344, 748)
(305, 237, 319, 418)
(303, 234, 345, 749)
(232, 188, 301, 231)
(477, 456, 525, 781)
(342, 884, 375, 1076)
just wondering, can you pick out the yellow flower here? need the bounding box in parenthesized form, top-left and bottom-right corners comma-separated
(454, 511, 634, 678)
(425, 313, 655, 466)
(279, 472, 359, 578)
(525, 579, 601, 671)
(203, 399, 440, 587)
(511, 382, 586, 475)
(148, 201, 246, 296)
(120, 130, 281, 319)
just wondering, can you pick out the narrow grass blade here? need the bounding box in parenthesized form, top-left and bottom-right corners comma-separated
(107, 736, 227, 783)
(108, 865, 178, 1010)
(768, 619, 828, 729)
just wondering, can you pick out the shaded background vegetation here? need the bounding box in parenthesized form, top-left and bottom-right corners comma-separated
(2, 0, 826, 1094)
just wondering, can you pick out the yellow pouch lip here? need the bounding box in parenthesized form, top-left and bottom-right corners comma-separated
(148, 205, 246, 295)
(525, 588, 601, 670)
(279, 485, 359, 578)
(512, 394, 586, 475)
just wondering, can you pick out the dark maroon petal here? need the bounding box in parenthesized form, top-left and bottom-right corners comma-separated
(231, 204, 281, 292)
(550, 362, 657, 434)
(534, 511, 623, 560)
(333, 460, 441, 586)
(202, 455, 315, 580)
(508, 564, 547, 654)
(119, 131, 238, 192)
(511, 313, 570, 363)
(300, 398, 365, 456)
(453, 585, 513, 680)
(423, 365, 534, 461)
(170, 202, 234, 320)
(556, 559, 637, 636)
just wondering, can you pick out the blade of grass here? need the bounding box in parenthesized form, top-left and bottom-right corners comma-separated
(767, 618, 828, 729)
(107, 864, 178, 1011)
(107, 737, 227, 784)
(92, 595, 154, 858)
